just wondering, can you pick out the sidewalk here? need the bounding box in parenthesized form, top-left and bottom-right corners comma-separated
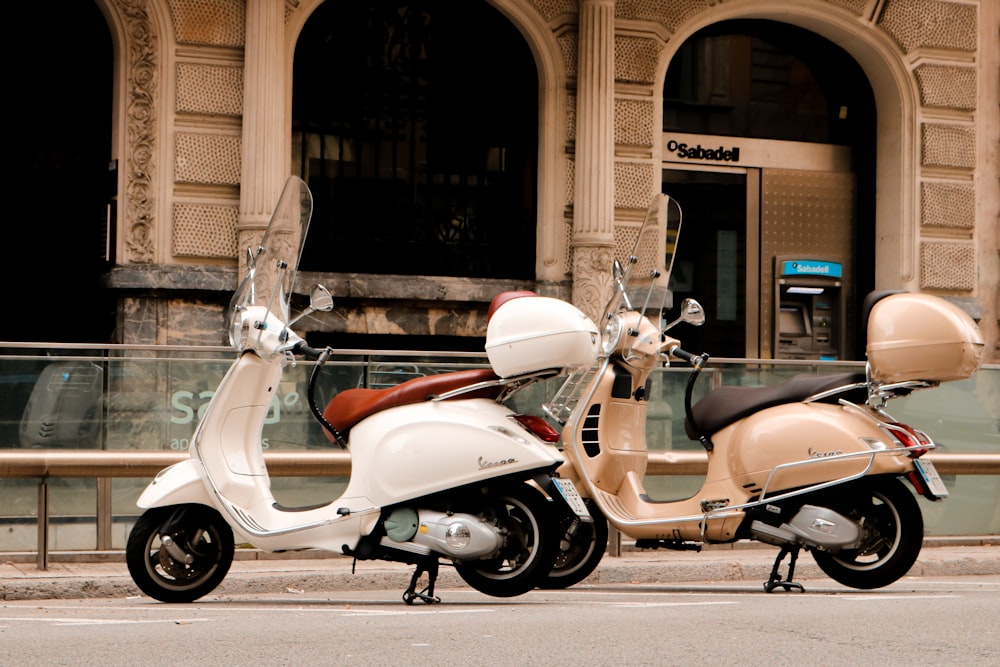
(3, 538, 999, 601)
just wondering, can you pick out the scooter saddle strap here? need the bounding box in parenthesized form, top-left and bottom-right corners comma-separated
(685, 371, 867, 441)
(322, 368, 503, 438)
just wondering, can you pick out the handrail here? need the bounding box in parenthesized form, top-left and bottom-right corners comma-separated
(3, 449, 998, 570)
(3, 449, 997, 478)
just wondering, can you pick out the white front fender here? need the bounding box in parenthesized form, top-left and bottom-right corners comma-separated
(136, 459, 214, 509)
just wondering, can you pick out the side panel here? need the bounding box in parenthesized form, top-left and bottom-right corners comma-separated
(343, 398, 564, 505)
(718, 402, 910, 493)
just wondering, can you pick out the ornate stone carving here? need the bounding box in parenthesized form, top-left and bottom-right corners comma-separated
(112, 0, 158, 264)
(572, 244, 615, 323)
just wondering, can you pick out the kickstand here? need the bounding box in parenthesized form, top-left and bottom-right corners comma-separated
(402, 558, 442, 605)
(764, 544, 805, 593)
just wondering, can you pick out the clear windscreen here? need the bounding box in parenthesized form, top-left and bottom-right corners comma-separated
(227, 176, 314, 347)
(603, 193, 683, 325)
(543, 193, 682, 424)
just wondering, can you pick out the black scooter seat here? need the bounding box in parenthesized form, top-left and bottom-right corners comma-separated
(685, 371, 867, 441)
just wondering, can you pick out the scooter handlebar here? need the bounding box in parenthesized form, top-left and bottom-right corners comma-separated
(291, 340, 326, 361)
(668, 345, 707, 369)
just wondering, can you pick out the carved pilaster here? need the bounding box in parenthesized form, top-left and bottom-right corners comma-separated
(571, 0, 616, 315)
(238, 0, 288, 281)
(571, 245, 615, 325)
(112, 0, 158, 264)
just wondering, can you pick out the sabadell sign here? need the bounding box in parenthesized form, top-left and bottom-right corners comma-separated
(666, 139, 740, 163)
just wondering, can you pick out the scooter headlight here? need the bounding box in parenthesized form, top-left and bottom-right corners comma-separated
(228, 306, 250, 349)
(602, 314, 624, 354)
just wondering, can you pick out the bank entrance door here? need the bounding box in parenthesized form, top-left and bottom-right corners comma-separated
(662, 134, 856, 360)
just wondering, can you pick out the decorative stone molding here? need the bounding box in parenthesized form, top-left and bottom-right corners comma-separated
(166, 0, 245, 47)
(921, 123, 976, 170)
(571, 245, 616, 323)
(112, 0, 158, 264)
(614, 98, 655, 148)
(921, 182, 975, 230)
(172, 203, 239, 258)
(614, 34, 662, 85)
(878, 0, 977, 54)
(915, 64, 976, 111)
(176, 63, 244, 116)
(174, 133, 242, 185)
(614, 161, 657, 209)
(531, 0, 577, 24)
(920, 241, 976, 290)
(613, 0, 712, 32)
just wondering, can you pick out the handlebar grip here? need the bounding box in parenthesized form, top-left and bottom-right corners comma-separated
(670, 346, 707, 369)
(292, 340, 326, 361)
(670, 346, 696, 363)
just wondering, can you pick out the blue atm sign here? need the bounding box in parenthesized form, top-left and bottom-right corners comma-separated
(781, 260, 842, 278)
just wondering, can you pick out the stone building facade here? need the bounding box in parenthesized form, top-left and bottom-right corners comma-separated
(23, 0, 999, 362)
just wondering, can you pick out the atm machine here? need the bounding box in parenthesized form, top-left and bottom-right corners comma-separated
(773, 256, 845, 361)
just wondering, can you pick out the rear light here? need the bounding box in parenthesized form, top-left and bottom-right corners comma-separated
(511, 414, 561, 443)
(883, 421, 933, 458)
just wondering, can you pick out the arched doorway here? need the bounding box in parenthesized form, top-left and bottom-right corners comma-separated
(291, 1, 539, 350)
(2, 2, 115, 344)
(661, 19, 876, 360)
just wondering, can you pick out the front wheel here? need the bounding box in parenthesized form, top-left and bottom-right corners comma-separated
(453, 483, 557, 597)
(811, 478, 923, 590)
(538, 499, 608, 589)
(126, 504, 234, 603)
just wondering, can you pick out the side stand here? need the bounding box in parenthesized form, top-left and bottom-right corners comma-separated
(764, 544, 805, 593)
(403, 558, 442, 604)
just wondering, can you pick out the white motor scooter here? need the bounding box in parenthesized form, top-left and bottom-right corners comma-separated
(126, 176, 593, 604)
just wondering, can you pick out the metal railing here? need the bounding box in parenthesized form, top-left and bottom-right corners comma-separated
(3, 449, 1000, 569)
(2, 343, 997, 568)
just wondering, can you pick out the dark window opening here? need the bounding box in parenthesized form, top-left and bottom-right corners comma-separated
(293, 0, 538, 280)
(3, 3, 115, 343)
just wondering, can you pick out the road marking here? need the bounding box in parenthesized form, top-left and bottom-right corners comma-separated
(340, 608, 495, 617)
(0, 616, 211, 627)
(837, 594, 962, 601)
(610, 601, 738, 608)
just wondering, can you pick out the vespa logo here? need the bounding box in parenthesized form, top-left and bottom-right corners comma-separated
(666, 139, 740, 163)
(479, 456, 518, 470)
(808, 447, 844, 459)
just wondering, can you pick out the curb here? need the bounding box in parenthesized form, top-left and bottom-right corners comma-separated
(4, 540, 1000, 602)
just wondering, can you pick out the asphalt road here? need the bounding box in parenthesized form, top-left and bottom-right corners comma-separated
(3, 574, 1000, 666)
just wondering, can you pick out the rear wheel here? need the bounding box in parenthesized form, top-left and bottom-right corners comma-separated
(126, 504, 234, 603)
(539, 499, 608, 589)
(811, 478, 923, 590)
(454, 484, 557, 597)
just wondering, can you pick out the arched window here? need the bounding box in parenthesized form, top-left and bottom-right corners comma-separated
(662, 19, 876, 359)
(293, 1, 538, 280)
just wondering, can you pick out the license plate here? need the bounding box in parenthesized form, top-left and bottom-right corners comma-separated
(913, 459, 949, 499)
(553, 478, 591, 519)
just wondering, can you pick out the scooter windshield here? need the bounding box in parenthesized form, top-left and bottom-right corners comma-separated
(544, 194, 681, 424)
(602, 193, 683, 327)
(227, 176, 314, 349)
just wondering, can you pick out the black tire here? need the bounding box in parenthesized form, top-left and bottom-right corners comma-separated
(453, 484, 557, 598)
(538, 499, 608, 589)
(811, 478, 923, 590)
(126, 504, 235, 603)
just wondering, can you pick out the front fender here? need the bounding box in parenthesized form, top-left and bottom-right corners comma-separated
(136, 459, 213, 509)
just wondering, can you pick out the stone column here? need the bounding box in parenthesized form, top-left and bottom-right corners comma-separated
(238, 0, 287, 270)
(571, 0, 616, 322)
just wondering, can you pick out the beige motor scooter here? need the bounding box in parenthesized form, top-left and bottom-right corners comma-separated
(537, 193, 984, 592)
